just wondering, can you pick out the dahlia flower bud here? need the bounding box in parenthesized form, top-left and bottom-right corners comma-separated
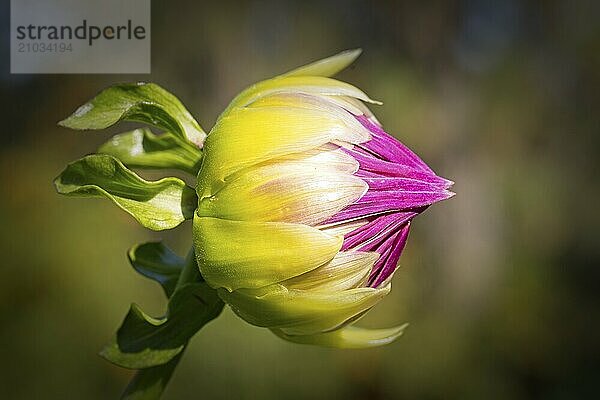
(193, 50, 454, 348)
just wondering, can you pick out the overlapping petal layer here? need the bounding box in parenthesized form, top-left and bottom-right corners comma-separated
(193, 50, 454, 348)
(218, 283, 390, 335)
(198, 157, 367, 225)
(194, 216, 342, 291)
(198, 100, 370, 198)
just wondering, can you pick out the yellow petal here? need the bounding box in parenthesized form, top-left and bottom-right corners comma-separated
(247, 93, 372, 146)
(281, 49, 362, 78)
(198, 160, 367, 225)
(219, 283, 390, 335)
(198, 105, 367, 197)
(283, 251, 378, 291)
(193, 216, 342, 291)
(271, 324, 408, 348)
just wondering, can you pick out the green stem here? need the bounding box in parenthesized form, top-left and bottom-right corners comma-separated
(176, 249, 200, 288)
(121, 248, 201, 400)
(120, 348, 185, 400)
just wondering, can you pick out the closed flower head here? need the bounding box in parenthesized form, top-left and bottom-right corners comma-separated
(193, 50, 454, 348)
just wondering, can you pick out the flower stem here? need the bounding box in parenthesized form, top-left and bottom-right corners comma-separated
(177, 248, 200, 287)
(120, 247, 207, 400)
(120, 348, 185, 400)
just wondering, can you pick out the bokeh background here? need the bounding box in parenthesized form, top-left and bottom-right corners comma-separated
(1, 1, 599, 399)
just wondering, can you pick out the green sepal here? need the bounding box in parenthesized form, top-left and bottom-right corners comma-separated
(100, 282, 224, 369)
(98, 128, 202, 175)
(59, 82, 206, 146)
(54, 154, 197, 231)
(128, 242, 184, 298)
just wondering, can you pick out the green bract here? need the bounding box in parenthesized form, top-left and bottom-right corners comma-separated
(59, 82, 206, 146)
(98, 128, 202, 175)
(55, 154, 197, 230)
(55, 81, 221, 400)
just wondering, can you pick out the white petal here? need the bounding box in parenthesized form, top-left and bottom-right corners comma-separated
(319, 218, 369, 236)
(198, 160, 367, 226)
(283, 251, 378, 291)
(276, 144, 360, 174)
(226, 75, 381, 112)
(322, 95, 382, 124)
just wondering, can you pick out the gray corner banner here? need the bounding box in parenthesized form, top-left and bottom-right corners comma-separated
(11, 0, 151, 74)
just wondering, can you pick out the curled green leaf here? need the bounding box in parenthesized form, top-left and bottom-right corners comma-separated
(98, 128, 202, 175)
(54, 154, 197, 231)
(100, 283, 224, 369)
(59, 82, 206, 146)
(128, 242, 184, 298)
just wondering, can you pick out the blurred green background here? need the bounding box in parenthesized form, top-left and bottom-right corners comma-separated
(1, 1, 599, 399)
